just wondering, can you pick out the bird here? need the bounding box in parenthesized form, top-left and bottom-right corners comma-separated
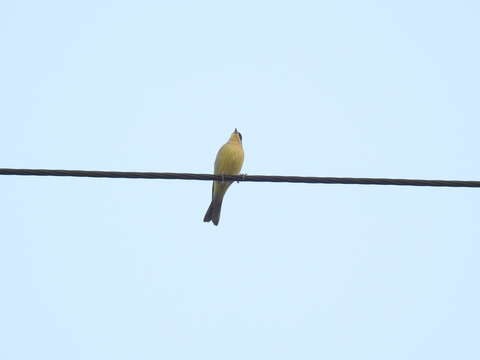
(203, 128, 244, 226)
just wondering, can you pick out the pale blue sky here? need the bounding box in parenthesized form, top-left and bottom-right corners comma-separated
(1, 1, 479, 359)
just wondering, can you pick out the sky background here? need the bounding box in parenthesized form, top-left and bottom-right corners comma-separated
(1, 1, 479, 359)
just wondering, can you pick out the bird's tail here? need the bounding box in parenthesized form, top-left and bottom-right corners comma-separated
(203, 195, 224, 226)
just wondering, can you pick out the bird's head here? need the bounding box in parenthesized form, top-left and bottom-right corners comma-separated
(230, 128, 243, 143)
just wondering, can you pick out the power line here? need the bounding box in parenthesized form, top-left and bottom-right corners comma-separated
(0, 168, 478, 188)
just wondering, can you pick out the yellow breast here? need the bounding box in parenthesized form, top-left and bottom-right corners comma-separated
(214, 142, 244, 175)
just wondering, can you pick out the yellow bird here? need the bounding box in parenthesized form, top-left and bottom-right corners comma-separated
(203, 128, 244, 226)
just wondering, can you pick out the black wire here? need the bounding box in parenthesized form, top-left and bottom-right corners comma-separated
(0, 168, 479, 188)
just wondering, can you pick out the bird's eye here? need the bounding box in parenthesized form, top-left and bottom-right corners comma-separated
(238, 132, 242, 141)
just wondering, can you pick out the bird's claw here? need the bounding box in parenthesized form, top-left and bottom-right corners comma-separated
(237, 173, 247, 183)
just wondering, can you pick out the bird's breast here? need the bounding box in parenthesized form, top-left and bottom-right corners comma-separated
(214, 143, 244, 175)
